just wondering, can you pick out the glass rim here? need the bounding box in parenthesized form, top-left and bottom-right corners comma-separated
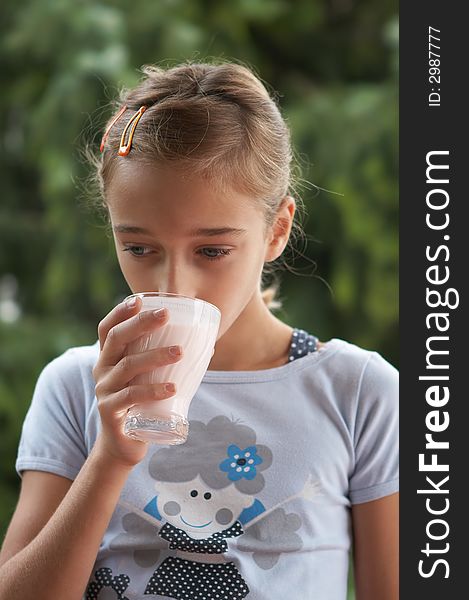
(124, 291, 221, 315)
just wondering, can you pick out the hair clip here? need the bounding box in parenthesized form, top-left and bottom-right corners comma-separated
(100, 105, 128, 152)
(118, 106, 147, 156)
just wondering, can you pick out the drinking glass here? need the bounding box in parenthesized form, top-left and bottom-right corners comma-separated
(123, 292, 221, 444)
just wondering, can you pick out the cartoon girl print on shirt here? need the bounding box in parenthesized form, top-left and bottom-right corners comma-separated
(90, 415, 320, 600)
(141, 415, 274, 599)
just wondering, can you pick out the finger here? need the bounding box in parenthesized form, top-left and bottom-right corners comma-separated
(100, 304, 169, 367)
(99, 345, 183, 392)
(99, 382, 177, 420)
(97, 296, 142, 352)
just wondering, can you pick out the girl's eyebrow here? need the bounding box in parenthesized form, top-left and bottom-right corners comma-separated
(113, 224, 247, 237)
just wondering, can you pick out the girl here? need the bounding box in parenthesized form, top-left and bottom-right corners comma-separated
(0, 61, 398, 600)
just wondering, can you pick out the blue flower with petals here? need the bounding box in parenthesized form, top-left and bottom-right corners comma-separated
(219, 445, 263, 481)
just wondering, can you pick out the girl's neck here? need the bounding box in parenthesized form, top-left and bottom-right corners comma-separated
(207, 292, 294, 372)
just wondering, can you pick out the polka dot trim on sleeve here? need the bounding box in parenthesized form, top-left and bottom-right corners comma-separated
(288, 328, 319, 362)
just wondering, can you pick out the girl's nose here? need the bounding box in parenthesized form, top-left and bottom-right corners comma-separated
(159, 264, 197, 299)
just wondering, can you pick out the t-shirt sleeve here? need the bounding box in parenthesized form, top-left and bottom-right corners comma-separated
(16, 349, 89, 481)
(348, 351, 399, 504)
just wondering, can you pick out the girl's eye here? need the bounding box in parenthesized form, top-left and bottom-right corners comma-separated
(122, 246, 151, 257)
(197, 248, 232, 261)
(122, 246, 232, 261)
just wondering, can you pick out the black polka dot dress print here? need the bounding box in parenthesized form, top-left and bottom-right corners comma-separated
(86, 566, 130, 599)
(145, 556, 248, 599)
(159, 521, 243, 554)
(144, 522, 248, 599)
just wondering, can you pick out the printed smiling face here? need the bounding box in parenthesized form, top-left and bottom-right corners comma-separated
(155, 475, 253, 540)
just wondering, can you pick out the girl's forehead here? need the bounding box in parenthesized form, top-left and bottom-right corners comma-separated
(107, 163, 265, 231)
(108, 162, 250, 207)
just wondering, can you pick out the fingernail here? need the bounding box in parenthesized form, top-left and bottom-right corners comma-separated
(169, 345, 182, 356)
(153, 308, 167, 318)
(165, 383, 176, 393)
(125, 297, 137, 308)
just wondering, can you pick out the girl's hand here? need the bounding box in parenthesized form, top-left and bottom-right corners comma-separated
(92, 296, 183, 468)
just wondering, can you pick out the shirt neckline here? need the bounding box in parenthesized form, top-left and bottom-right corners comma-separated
(202, 338, 344, 384)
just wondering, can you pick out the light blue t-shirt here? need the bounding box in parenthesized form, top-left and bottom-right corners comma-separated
(16, 335, 399, 600)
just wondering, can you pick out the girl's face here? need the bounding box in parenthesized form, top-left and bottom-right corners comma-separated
(106, 163, 282, 339)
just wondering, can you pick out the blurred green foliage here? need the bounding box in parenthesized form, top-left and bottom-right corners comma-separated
(0, 1, 397, 595)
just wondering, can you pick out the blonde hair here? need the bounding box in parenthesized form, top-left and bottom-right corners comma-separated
(95, 60, 305, 309)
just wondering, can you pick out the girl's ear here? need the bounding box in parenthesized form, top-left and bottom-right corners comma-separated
(264, 196, 296, 263)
